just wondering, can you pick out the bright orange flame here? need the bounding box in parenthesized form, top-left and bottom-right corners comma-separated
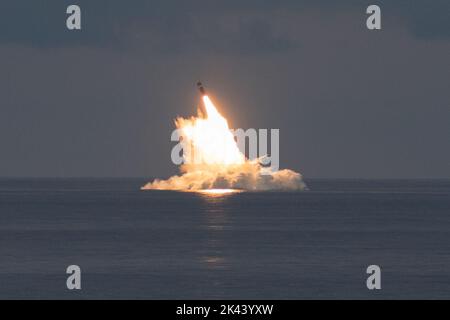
(141, 92, 306, 191)
(176, 95, 245, 166)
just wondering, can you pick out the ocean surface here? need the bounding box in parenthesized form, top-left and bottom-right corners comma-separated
(0, 178, 449, 299)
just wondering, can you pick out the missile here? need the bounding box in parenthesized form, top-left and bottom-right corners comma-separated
(196, 81, 208, 115)
(197, 81, 206, 95)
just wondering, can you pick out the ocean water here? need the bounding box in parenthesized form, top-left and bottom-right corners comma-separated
(0, 178, 450, 299)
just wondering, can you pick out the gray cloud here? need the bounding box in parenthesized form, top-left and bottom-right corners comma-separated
(0, 0, 448, 52)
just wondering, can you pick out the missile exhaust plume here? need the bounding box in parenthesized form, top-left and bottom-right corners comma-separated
(142, 84, 306, 192)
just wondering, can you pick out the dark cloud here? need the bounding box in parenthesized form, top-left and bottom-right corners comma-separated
(0, 0, 448, 52)
(0, 0, 298, 53)
(406, 0, 450, 39)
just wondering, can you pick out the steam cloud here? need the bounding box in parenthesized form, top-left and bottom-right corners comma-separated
(142, 161, 306, 191)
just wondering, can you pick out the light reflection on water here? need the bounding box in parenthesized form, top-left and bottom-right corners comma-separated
(196, 189, 243, 270)
(197, 189, 243, 196)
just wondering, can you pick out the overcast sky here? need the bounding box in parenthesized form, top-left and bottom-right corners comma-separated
(0, 0, 449, 178)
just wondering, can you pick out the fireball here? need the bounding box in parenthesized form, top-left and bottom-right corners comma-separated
(142, 89, 306, 192)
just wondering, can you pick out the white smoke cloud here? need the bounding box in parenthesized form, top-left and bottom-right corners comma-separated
(142, 161, 307, 191)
